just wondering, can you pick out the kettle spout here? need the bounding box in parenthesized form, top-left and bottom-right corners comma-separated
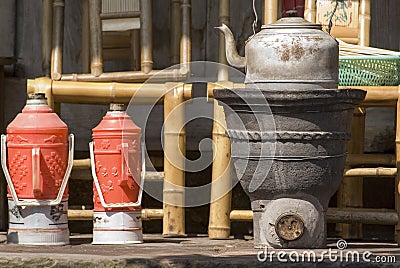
(215, 24, 246, 69)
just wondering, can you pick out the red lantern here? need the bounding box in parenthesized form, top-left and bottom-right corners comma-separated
(90, 103, 144, 244)
(1, 93, 74, 245)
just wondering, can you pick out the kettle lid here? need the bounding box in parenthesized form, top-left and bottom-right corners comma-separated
(262, 17, 322, 30)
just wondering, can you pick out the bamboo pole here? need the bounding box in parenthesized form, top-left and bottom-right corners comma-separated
(100, 11, 141, 20)
(229, 209, 398, 225)
(339, 41, 400, 56)
(73, 158, 91, 169)
(141, 208, 164, 221)
(50, 0, 64, 80)
(163, 83, 186, 237)
(359, 0, 370, 46)
(140, 0, 153, 73)
(263, 0, 278, 25)
(208, 101, 233, 239)
(338, 86, 399, 106)
(217, 0, 229, 82)
(27, 79, 399, 106)
(170, 0, 181, 65)
(42, 0, 53, 77)
(89, 0, 103, 76)
(82, 0, 90, 73)
(70, 170, 163, 181)
(327, 208, 398, 225)
(60, 69, 188, 83)
(131, 29, 141, 71)
(71, 157, 164, 171)
(208, 0, 233, 240)
(230, 210, 253, 222)
(395, 94, 400, 245)
(344, 167, 397, 177)
(27, 78, 192, 104)
(346, 154, 396, 167)
(304, 0, 317, 23)
(68, 209, 164, 221)
(337, 107, 365, 239)
(180, 0, 191, 76)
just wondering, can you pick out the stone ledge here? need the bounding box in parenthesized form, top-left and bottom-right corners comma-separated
(0, 235, 398, 267)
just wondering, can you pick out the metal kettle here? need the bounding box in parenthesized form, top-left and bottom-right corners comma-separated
(217, 17, 339, 89)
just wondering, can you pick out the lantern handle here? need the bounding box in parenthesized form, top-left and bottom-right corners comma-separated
(31, 147, 42, 195)
(89, 140, 145, 208)
(1, 134, 74, 206)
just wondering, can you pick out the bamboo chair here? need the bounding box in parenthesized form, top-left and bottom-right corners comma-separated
(82, 0, 144, 75)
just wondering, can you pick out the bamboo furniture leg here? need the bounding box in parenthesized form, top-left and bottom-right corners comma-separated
(208, 0, 232, 240)
(89, 0, 103, 76)
(131, 29, 141, 71)
(180, 0, 191, 72)
(337, 107, 365, 239)
(217, 0, 229, 82)
(42, 0, 53, 77)
(163, 4, 191, 238)
(170, 0, 181, 66)
(50, 0, 64, 80)
(82, 0, 90, 73)
(359, 0, 371, 46)
(208, 101, 233, 239)
(163, 83, 186, 237)
(263, 0, 278, 24)
(304, 0, 316, 23)
(140, 0, 153, 73)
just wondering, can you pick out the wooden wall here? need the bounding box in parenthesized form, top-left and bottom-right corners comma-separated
(370, 0, 400, 51)
(0, 0, 15, 57)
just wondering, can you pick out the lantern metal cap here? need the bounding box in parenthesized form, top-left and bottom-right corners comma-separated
(109, 103, 125, 112)
(26, 93, 48, 105)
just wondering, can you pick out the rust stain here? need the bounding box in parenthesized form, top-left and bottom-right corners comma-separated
(279, 44, 292, 62)
(292, 43, 305, 60)
(281, 49, 290, 62)
(271, 37, 321, 61)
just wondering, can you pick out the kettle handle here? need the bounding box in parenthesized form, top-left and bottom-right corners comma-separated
(90, 141, 145, 208)
(1, 134, 74, 206)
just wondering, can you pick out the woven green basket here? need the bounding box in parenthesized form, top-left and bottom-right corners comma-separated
(339, 55, 400, 86)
